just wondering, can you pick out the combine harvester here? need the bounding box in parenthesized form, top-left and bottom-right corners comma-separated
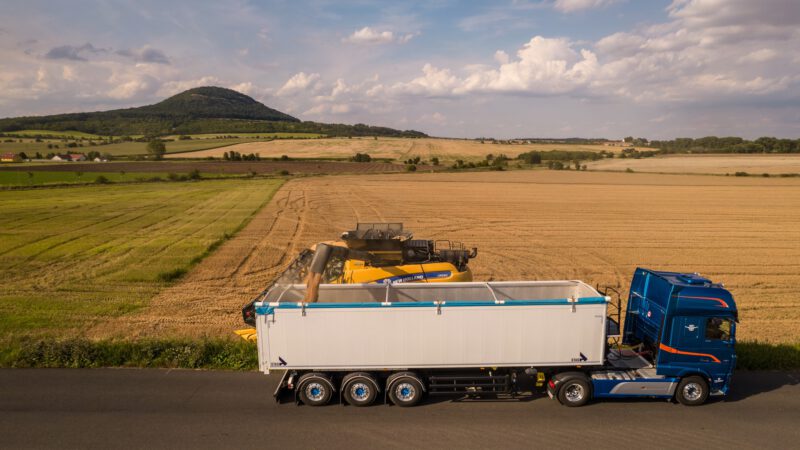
(241, 224, 737, 407)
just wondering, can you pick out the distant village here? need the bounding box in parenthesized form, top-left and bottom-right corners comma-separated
(1, 151, 108, 163)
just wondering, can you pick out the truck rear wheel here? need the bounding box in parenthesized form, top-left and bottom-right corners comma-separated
(676, 376, 709, 406)
(387, 373, 424, 407)
(297, 373, 334, 406)
(557, 377, 591, 407)
(342, 373, 379, 407)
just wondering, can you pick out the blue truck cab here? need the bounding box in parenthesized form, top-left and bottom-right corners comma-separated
(549, 268, 737, 406)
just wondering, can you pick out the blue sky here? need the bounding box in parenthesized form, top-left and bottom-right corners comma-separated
(1, 0, 799, 139)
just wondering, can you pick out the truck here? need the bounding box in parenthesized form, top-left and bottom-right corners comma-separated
(252, 268, 737, 407)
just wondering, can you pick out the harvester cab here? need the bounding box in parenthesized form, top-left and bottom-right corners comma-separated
(238, 223, 477, 333)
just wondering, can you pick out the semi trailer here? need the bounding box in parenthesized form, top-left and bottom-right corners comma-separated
(252, 268, 737, 407)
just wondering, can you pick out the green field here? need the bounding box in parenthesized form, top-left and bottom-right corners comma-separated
(0, 178, 283, 340)
(0, 171, 241, 186)
(1, 132, 324, 159)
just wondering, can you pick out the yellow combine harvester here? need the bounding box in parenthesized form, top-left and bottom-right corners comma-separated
(237, 223, 477, 340)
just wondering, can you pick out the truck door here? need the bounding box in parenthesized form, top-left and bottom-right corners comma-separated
(667, 316, 735, 385)
(702, 317, 736, 386)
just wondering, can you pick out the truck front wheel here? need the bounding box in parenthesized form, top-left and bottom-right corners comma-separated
(676, 376, 709, 406)
(557, 378, 591, 407)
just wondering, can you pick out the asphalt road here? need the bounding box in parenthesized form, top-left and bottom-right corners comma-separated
(1, 369, 799, 449)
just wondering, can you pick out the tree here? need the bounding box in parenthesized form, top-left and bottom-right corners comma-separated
(431, 157, 439, 166)
(147, 140, 166, 160)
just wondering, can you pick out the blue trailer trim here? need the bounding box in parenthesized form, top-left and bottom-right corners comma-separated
(254, 296, 608, 315)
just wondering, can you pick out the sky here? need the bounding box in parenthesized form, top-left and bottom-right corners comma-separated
(1, 0, 799, 139)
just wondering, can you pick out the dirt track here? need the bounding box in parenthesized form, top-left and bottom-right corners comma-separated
(93, 170, 800, 342)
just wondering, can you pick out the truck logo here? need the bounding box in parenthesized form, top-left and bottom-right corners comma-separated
(571, 353, 588, 362)
(278, 357, 287, 366)
(685, 324, 698, 332)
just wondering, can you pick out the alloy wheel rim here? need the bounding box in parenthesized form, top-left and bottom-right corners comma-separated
(565, 384, 584, 402)
(396, 382, 416, 401)
(306, 382, 325, 401)
(350, 382, 371, 401)
(683, 383, 702, 401)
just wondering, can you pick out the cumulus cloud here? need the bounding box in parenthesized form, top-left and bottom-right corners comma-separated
(44, 43, 105, 61)
(157, 76, 221, 97)
(389, 37, 598, 97)
(277, 72, 321, 96)
(116, 46, 170, 64)
(373, 1, 800, 105)
(343, 27, 416, 45)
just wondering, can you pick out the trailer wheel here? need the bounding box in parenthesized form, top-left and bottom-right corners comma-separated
(297, 373, 334, 406)
(342, 373, 379, 407)
(676, 376, 709, 406)
(388, 373, 424, 407)
(557, 377, 591, 407)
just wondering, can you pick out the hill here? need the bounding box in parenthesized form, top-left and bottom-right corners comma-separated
(0, 86, 426, 138)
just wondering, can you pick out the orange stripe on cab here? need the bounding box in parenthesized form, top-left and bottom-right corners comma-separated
(677, 295, 729, 308)
(659, 343, 721, 363)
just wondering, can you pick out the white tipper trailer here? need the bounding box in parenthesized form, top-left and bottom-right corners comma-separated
(254, 280, 617, 407)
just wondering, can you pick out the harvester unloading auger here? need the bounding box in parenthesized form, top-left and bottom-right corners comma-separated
(236, 223, 477, 340)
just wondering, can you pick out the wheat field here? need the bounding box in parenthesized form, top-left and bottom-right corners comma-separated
(102, 170, 800, 343)
(166, 137, 626, 162)
(587, 154, 800, 175)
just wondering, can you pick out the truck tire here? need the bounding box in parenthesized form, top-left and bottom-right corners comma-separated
(297, 373, 334, 406)
(342, 373, 379, 407)
(676, 376, 709, 406)
(387, 373, 424, 407)
(557, 377, 591, 407)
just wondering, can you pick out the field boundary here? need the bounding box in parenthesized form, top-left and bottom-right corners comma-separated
(0, 173, 284, 191)
(1, 339, 796, 370)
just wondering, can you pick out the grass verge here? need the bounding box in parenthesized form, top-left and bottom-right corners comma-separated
(736, 342, 800, 370)
(0, 339, 797, 371)
(0, 339, 258, 370)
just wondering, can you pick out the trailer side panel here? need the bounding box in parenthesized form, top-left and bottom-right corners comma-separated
(257, 299, 607, 373)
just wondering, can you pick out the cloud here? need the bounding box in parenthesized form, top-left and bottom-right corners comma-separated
(390, 37, 597, 97)
(552, 0, 622, 13)
(343, 27, 416, 45)
(157, 76, 221, 97)
(116, 46, 170, 64)
(277, 72, 321, 96)
(392, 64, 460, 97)
(44, 43, 105, 61)
(107, 73, 160, 99)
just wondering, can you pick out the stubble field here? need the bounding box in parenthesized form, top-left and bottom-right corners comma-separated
(166, 137, 628, 162)
(98, 170, 800, 344)
(587, 154, 800, 175)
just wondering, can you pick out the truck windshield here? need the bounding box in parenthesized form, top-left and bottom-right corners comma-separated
(705, 318, 732, 341)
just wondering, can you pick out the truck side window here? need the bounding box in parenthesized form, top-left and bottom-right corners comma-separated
(705, 318, 731, 341)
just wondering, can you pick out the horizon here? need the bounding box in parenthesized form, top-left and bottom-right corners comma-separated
(1, 0, 799, 140)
